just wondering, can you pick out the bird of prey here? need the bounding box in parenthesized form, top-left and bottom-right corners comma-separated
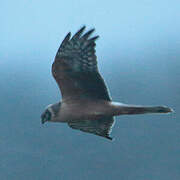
(41, 26, 173, 140)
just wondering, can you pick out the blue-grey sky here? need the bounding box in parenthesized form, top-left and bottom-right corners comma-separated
(0, 0, 180, 180)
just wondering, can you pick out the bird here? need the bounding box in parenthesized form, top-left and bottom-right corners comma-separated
(41, 26, 173, 140)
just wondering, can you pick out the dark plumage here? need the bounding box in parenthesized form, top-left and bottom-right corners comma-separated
(41, 26, 173, 140)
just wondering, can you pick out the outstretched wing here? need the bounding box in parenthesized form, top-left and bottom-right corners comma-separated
(52, 26, 111, 101)
(68, 116, 115, 140)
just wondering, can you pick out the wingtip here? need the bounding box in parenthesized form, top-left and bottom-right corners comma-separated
(57, 31, 71, 53)
(88, 35, 99, 42)
(66, 32, 71, 38)
(88, 28, 95, 34)
(105, 135, 113, 141)
(62, 31, 71, 43)
(80, 25, 86, 31)
(82, 28, 96, 39)
(72, 26, 86, 40)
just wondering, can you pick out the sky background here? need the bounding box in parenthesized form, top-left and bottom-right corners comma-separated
(0, 0, 180, 179)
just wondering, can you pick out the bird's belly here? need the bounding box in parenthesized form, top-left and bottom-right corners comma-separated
(59, 100, 113, 122)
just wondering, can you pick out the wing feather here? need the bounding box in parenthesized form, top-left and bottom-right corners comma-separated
(68, 116, 115, 140)
(52, 26, 111, 101)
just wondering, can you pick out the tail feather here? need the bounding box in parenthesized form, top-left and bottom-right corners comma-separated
(145, 106, 174, 114)
(111, 102, 174, 116)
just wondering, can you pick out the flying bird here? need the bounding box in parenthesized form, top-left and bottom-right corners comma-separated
(41, 26, 173, 140)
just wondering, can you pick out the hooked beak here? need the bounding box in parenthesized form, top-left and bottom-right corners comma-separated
(41, 112, 47, 124)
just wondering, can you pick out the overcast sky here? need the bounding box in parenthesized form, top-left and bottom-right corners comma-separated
(0, 0, 180, 180)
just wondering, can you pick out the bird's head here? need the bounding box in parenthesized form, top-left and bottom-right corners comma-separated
(41, 103, 61, 124)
